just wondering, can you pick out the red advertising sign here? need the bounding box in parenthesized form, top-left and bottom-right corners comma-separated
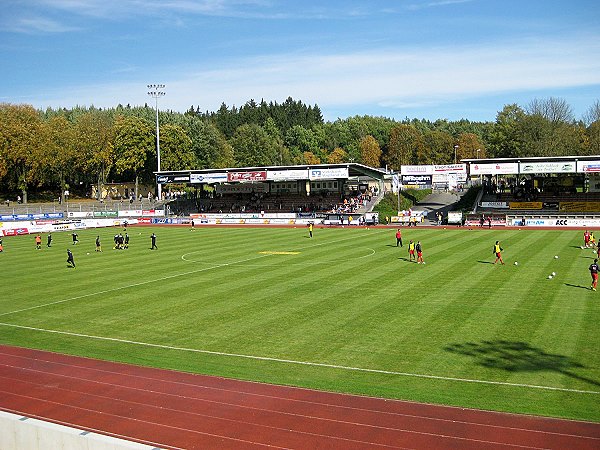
(227, 171, 267, 182)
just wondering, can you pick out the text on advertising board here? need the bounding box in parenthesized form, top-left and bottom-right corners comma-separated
(227, 171, 267, 182)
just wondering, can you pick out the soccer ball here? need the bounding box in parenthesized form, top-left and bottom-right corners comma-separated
(86, 252, 90, 255)
(514, 261, 518, 265)
(548, 275, 553, 279)
(554, 255, 559, 259)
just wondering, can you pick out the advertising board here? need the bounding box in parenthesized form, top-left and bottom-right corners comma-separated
(469, 162, 519, 175)
(227, 171, 267, 182)
(519, 161, 575, 174)
(267, 169, 309, 181)
(156, 174, 190, 184)
(189, 172, 228, 184)
(309, 168, 349, 180)
(577, 160, 600, 173)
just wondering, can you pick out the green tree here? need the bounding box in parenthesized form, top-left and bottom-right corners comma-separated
(159, 124, 196, 171)
(230, 123, 279, 166)
(421, 130, 454, 164)
(113, 116, 154, 198)
(586, 121, 600, 155)
(488, 104, 525, 157)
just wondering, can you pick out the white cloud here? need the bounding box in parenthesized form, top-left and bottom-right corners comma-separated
(5, 16, 81, 33)
(20, 35, 600, 119)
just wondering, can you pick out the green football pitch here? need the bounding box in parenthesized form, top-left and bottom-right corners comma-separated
(0, 225, 599, 422)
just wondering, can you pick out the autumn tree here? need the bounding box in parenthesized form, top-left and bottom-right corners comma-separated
(0, 104, 43, 203)
(385, 124, 422, 170)
(34, 115, 77, 202)
(113, 116, 154, 198)
(73, 111, 115, 200)
(326, 147, 347, 164)
(359, 135, 382, 167)
(456, 133, 486, 160)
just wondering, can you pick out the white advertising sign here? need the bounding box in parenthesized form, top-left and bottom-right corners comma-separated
(469, 162, 519, 175)
(401, 165, 433, 175)
(577, 160, 600, 173)
(519, 161, 575, 174)
(433, 164, 467, 174)
(309, 168, 348, 180)
(481, 201, 509, 209)
(267, 169, 308, 181)
(515, 217, 600, 227)
(190, 172, 228, 184)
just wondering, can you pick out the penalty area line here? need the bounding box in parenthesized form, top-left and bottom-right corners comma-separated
(0, 322, 598, 395)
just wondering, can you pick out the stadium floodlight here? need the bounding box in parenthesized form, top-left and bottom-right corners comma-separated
(454, 144, 459, 164)
(147, 84, 166, 201)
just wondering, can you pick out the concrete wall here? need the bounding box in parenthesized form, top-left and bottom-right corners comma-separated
(0, 411, 161, 450)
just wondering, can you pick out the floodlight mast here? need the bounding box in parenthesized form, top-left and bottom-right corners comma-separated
(147, 84, 165, 201)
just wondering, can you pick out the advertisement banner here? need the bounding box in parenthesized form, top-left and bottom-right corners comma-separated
(142, 209, 165, 217)
(577, 161, 600, 173)
(516, 217, 600, 227)
(447, 211, 463, 224)
(401, 165, 433, 175)
(469, 162, 519, 175)
(1, 213, 65, 221)
(93, 211, 118, 218)
(156, 174, 190, 184)
(519, 161, 576, 174)
(433, 164, 467, 174)
(559, 202, 600, 212)
(267, 169, 308, 181)
(481, 201, 509, 209)
(189, 172, 228, 184)
(309, 168, 349, 180)
(401, 175, 432, 187)
(227, 171, 267, 182)
(509, 202, 543, 210)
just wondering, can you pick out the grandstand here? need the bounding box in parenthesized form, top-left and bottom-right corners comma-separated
(463, 156, 600, 226)
(157, 163, 387, 218)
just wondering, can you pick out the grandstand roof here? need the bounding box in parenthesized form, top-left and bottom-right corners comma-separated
(156, 163, 388, 184)
(461, 155, 600, 164)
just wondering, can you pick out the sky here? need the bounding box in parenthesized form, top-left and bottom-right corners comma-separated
(1, 0, 599, 123)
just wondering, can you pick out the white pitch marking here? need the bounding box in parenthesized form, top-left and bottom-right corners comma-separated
(0, 322, 597, 396)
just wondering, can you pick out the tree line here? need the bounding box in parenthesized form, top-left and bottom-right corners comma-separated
(0, 96, 598, 202)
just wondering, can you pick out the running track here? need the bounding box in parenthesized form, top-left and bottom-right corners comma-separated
(1, 345, 599, 449)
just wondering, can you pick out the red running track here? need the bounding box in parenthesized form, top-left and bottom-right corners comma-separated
(0, 345, 599, 449)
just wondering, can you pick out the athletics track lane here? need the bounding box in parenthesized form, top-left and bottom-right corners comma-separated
(0, 345, 599, 449)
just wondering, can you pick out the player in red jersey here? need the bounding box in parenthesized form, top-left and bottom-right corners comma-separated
(590, 259, 599, 291)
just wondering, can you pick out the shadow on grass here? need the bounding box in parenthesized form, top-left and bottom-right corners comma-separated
(477, 260, 494, 264)
(444, 340, 600, 388)
(398, 257, 416, 263)
(564, 283, 591, 290)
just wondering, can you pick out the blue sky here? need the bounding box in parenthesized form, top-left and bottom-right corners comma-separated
(1, 0, 599, 122)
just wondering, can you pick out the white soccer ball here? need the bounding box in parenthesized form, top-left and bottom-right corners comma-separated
(548, 275, 553, 279)
(514, 261, 518, 265)
(554, 255, 559, 259)
(87, 252, 90, 255)
(552, 272, 556, 276)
